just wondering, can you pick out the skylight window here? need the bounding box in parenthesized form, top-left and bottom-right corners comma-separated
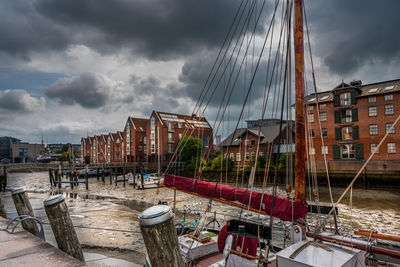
(368, 88, 379, 93)
(308, 97, 316, 103)
(320, 95, 329, 101)
(385, 85, 395, 91)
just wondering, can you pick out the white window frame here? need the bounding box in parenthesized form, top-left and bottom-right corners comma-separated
(320, 112, 327, 122)
(387, 143, 396, 154)
(321, 146, 328, 155)
(385, 104, 394, 115)
(369, 124, 378, 135)
(368, 96, 376, 103)
(308, 113, 314, 123)
(368, 106, 377, 117)
(384, 94, 393, 101)
(370, 143, 379, 154)
(386, 123, 395, 134)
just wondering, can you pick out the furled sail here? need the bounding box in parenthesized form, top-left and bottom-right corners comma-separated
(164, 174, 307, 221)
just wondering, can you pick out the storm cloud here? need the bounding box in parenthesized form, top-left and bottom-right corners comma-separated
(0, 89, 45, 112)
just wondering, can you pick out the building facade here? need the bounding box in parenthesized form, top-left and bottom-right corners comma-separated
(221, 123, 295, 167)
(305, 79, 400, 170)
(146, 111, 213, 166)
(81, 111, 213, 165)
(10, 143, 44, 163)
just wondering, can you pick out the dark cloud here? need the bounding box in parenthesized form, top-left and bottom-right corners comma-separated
(43, 72, 110, 108)
(306, 0, 400, 76)
(0, 89, 45, 111)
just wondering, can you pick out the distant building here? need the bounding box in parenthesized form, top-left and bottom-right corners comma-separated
(0, 136, 21, 160)
(221, 123, 295, 167)
(305, 79, 400, 173)
(11, 143, 44, 163)
(123, 117, 148, 163)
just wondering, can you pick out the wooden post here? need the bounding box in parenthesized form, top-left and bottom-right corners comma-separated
(0, 196, 6, 218)
(57, 170, 62, 190)
(139, 205, 183, 267)
(141, 173, 144, 190)
(85, 166, 89, 190)
(44, 195, 85, 262)
(109, 167, 113, 185)
(11, 188, 36, 235)
(115, 167, 118, 186)
(97, 168, 100, 181)
(173, 189, 176, 212)
(102, 165, 105, 183)
(2, 166, 7, 191)
(133, 164, 136, 188)
(123, 165, 126, 188)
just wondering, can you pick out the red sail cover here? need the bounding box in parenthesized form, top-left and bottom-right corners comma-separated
(164, 174, 307, 221)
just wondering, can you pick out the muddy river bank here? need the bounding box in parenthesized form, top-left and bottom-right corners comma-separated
(1, 172, 399, 266)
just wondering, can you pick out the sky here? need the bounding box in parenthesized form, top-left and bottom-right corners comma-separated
(0, 0, 399, 144)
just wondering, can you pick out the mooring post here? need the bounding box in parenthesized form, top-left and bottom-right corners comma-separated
(133, 164, 136, 188)
(109, 166, 113, 185)
(123, 164, 126, 188)
(85, 165, 89, 190)
(0, 196, 6, 218)
(173, 189, 176, 212)
(57, 170, 62, 190)
(44, 195, 85, 262)
(97, 168, 99, 181)
(141, 173, 144, 190)
(11, 188, 36, 235)
(2, 166, 8, 192)
(115, 167, 118, 186)
(102, 164, 105, 183)
(139, 205, 184, 267)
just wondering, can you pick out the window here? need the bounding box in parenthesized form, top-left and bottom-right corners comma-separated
(245, 152, 250, 161)
(370, 143, 379, 154)
(139, 136, 143, 141)
(308, 114, 314, 123)
(322, 128, 328, 138)
(138, 146, 143, 151)
(341, 109, 352, 122)
(387, 143, 396, 153)
(178, 122, 182, 128)
(236, 153, 241, 162)
(179, 133, 182, 139)
(151, 116, 155, 129)
(116, 138, 120, 143)
(309, 129, 315, 138)
(309, 147, 315, 155)
(251, 140, 255, 146)
(168, 132, 173, 142)
(340, 92, 351, 106)
(168, 144, 174, 153)
(245, 140, 249, 146)
(341, 144, 355, 159)
(320, 112, 327, 121)
(368, 96, 376, 103)
(307, 105, 314, 111)
(319, 104, 326, 109)
(342, 127, 353, 140)
(151, 143, 155, 153)
(230, 153, 234, 159)
(369, 106, 377, 116)
(259, 152, 264, 157)
(370, 125, 378, 135)
(321, 146, 328, 155)
(251, 152, 255, 160)
(143, 137, 146, 144)
(385, 104, 394, 115)
(168, 122, 174, 132)
(385, 94, 393, 101)
(386, 123, 395, 134)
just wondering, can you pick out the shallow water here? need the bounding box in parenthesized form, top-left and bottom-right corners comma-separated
(1, 171, 399, 264)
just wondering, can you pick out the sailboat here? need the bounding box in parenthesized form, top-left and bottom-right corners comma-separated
(150, 0, 400, 266)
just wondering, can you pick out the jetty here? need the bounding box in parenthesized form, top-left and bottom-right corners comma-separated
(0, 217, 85, 266)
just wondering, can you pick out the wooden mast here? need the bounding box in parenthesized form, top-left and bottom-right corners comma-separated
(294, 0, 306, 204)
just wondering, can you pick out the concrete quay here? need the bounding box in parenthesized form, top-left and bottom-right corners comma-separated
(0, 217, 85, 266)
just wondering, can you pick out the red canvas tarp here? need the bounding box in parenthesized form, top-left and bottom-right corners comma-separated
(164, 174, 307, 221)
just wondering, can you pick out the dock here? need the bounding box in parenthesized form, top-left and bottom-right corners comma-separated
(0, 217, 85, 266)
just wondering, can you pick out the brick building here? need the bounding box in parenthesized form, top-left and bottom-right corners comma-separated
(123, 117, 148, 163)
(305, 79, 400, 168)
(81, 111, 213, 165)
(146, 111, 213, 166)
(221, 122, 295, 167)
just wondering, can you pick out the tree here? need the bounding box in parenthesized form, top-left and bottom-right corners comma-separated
(177, 136, 205, 162)
(210, 155, 234, 172)
(62, 143, 72, 153)
(278, 152, 295, 170)
(244, 155, 266, 172)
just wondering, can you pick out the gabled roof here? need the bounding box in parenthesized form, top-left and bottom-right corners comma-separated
(221, 123, 293, 147)
(128, 117, 148, 132)
(305, 78, 400, 103)
(153, 110, 211, 129)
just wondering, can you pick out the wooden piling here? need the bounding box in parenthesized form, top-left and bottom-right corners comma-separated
(139, 205, 183, 267)
(85, 168, 89, 190)
(11, 188, 36, 235)
(57, 170, 62, 190)
(44, 195, 85, 262)
(0, 196, 6, 218)
(133, 165, 136, 188)
(141, 173, 144, 190)
(97, 168, 100, 181)
(109, 167, 113, 185)
(123, 165, 126, 188)
(102, 165, 105, 183)
(115, 167, 118, 186)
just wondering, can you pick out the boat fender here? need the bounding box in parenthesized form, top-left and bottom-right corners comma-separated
(291, 225, 302, 244)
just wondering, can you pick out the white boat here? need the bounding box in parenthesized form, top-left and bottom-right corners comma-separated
(114, 172, 134, 182)
(135, 174, 160, 189)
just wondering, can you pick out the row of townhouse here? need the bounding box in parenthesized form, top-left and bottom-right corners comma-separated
(81, 111, 213, 166)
